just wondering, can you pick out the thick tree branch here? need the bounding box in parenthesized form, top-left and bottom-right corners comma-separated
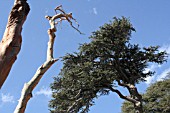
(0, 0, 30, 88)
(116, 80, 143, 113)
(47, 30, 55, 61)
(14, 18, 58, 113)
(14, 59, 57, 113)
(117, 80, 142, 99)
(108, 86, 138, 104)
(117, 80, 130, 88)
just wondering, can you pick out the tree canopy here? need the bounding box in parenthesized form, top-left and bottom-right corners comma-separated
(121, 78, 170, 113)
(49, 17, 167, 113)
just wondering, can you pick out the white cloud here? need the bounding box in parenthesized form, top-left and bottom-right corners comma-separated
(159, 44, 170, 60)
(156, 68, 170, 81)
(35, 87, 52, 97)
(160, 44, 170, 54)
(1, 93, 15, 103)
(145, 76, 155, 85)
(144, 64, 159, 85)
(144, 64, 157, 74)
(92, 8, 98, 15)
(145, 65, 170, 85)
(144, 44, 170, 85)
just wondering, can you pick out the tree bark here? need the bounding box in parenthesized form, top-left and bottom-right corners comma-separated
(0, 0, 30, 88)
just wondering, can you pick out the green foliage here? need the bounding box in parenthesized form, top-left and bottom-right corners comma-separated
(121, 101, 135, 113)
(121, 79, 170, 113)
(49, 17, 167, 113)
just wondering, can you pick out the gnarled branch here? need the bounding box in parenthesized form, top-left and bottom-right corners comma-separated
(108, 86, 138, 104)
(46, 5, 84, 34)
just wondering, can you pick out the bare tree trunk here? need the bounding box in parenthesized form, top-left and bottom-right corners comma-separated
(14, 27, 58, 113)
(0, 0, 30, 88)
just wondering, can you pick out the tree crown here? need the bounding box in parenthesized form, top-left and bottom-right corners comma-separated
(49, 17, 167, 113)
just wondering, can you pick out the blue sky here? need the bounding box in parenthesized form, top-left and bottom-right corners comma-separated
(0, 0, 170, 113)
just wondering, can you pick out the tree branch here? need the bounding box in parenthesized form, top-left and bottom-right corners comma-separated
(46, 5, 84, 34)
(47, 30, 55, 61)
(117, 80, 130, 88)
(108, 86, 138, 104)
(116, 80, 143, 112)
(14, 17, 58, 113)
(117, 80, 142, 101)
(14, 59, 58, 113)
(68, 89, 82, 100)
(67, 98, 82, 112)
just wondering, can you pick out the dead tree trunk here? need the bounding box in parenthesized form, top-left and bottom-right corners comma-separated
(14, 5, 81, 113)
(14, 20, 58, 113)
(0, 0, 30, 88)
